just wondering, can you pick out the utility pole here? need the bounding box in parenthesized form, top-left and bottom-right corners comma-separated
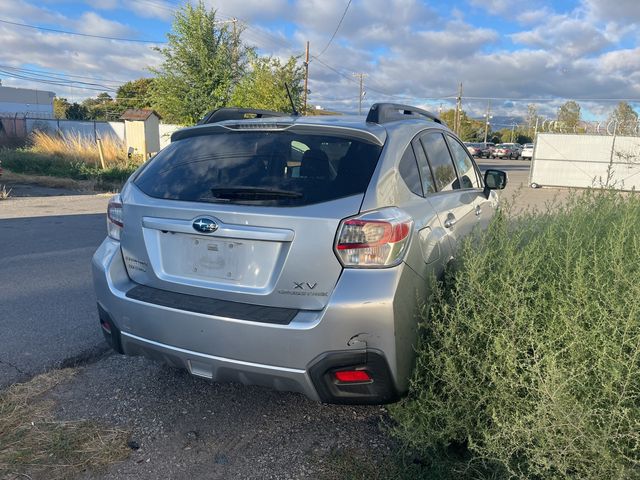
(231, 18, 239, 77)
(511, 124, 516, 142)
(215, 18, 239, 78)
(454, 82, 463, 135)
(353, 73, 367, 115)
(303, 41, 310, 115)
(483, 100, 492, 143)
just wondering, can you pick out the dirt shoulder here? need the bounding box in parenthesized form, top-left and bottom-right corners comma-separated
(50, 355, 392, 480)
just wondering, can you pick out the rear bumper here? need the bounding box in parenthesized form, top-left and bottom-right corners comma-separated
(92, 238, 409, 403)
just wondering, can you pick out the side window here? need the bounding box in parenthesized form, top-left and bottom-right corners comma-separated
(412, 138, 436, 194)
(399, 145, 423, 196)
(447, 136, 480, 189)
(420, 132, 458, 192)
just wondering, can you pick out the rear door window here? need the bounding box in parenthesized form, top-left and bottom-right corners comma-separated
(420, 132, 458, 191)
(446, 135, 480, 189)
(412, 138, 436, 194)
(134, 131, 382, 206)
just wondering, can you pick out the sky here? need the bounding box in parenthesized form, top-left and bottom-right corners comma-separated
(0, 0, 639, 122)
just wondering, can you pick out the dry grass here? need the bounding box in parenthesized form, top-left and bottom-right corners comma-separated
(0, 184, 11, 200)
(0, 369, 130, 480)
(30, 131, 129, 168)
(0, 171, 91, 191)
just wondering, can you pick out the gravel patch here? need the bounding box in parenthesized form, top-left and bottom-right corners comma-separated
(50, 354, 393, 479)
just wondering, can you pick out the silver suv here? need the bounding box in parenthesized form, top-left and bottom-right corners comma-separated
(92, 104, 506, 404)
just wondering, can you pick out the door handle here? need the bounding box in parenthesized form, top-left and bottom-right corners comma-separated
(444, 213, 457, 229)
(475, 205, 482, 216)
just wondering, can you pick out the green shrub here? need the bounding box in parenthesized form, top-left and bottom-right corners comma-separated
(0, 148, 139, 186)
(391, 191, 640, 480)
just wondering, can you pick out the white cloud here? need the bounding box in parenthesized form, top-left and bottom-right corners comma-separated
(583, 0, 640, 24)
(85, 0, 174, 20)
(512, 15, 612, 57)
(75, 11, 135, 37)
(468, 0, 542, 15)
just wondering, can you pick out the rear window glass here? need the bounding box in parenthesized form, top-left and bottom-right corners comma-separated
(134, 131, 382, 206)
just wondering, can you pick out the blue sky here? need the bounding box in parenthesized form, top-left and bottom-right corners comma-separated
(1, 0, 639, 121)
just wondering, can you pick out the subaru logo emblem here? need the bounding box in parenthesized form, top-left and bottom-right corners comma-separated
(192, 217, 218, 233)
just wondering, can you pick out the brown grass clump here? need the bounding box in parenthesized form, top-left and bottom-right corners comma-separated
(30, 131, 129, 167)
(0, 369, 130, 480)
(0, 184, 11, 200)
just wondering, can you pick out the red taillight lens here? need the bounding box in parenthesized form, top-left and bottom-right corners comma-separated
(107, 195, 123, 240)
(335, 208, 412, 268)
(334, 370, 372, 383)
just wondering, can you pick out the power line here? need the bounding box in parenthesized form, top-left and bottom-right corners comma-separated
(0, 65, 125, 86)
(0, 69, 118, 92)
(316, 0, 352, 58)
(0, 18, 165, 44)
(459, 95, 640, 103)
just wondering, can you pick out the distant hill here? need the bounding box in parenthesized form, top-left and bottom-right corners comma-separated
(476, 115, 525, 128)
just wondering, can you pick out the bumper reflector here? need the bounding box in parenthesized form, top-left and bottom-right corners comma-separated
(100, 319, 112, 334)
(334, 370, 372, 383)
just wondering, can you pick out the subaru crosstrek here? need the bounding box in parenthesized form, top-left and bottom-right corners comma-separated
(92, 103, 507, 404)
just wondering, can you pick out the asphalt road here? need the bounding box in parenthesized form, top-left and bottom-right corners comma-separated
(0, 192, 110, 388)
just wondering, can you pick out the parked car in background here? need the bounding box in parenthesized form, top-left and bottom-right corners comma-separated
(92, 104, 507, 405)
(464, 142, 484, 157)
(492, 143, 520, 159)
(480, 142, 495, 158)
(521, 143, 534, 160)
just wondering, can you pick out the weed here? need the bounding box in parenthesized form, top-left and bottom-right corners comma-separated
(0, 184, 11, 200)
(391, 190, 640, 480)
(0, 369, 129, 480)
(30, 131, 128, 167)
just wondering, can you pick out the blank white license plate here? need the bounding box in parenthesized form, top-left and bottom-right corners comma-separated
(186, 236, 243, 280)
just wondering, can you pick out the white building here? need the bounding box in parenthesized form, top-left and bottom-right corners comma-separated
(0, 86, 56, 118)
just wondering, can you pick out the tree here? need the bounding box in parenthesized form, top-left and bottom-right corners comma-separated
(607, 101, 639, 136)
(526, 104, 542, 136)
(149, 1, 252, 124)
(116, 78, 154, 111)
(230, 55, 305, 114)
(557, 100, 581, 131)
(53, 97, 70, 119)
(439, 109, 484, 142)
(65, 103, 89, 120)
(82, 92, 114, 120)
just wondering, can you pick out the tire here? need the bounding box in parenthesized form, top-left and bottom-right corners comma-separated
(530, 182, 539, 189)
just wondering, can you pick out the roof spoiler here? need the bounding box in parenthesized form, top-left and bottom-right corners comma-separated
(198, 108, 286, 125)
(366, 103, 445, 126)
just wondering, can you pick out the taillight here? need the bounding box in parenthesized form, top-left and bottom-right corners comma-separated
(107, 195, 123, 241)
(334, 207, 413, 268)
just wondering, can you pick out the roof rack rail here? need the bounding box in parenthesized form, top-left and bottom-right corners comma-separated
(198, 108, 286, 125)
(365, 103, 445, 126)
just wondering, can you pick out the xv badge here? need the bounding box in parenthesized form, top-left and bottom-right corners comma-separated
(293, 282, 318, 290)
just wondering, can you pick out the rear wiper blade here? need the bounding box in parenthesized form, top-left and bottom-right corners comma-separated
(210, 187, 303, 199)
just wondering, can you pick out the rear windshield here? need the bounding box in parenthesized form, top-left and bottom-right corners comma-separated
(134, 131, 383, 206)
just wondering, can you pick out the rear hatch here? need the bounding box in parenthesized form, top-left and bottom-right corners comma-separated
(119, 124, 384, 310)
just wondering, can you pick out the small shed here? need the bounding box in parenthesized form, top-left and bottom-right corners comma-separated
(120, 109, 161, 159)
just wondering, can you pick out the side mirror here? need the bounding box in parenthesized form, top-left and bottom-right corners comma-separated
(483, 169, 507, 198)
